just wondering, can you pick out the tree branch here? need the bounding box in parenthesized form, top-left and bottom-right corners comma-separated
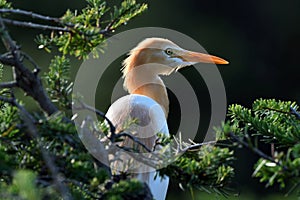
(0, 8, 113, 36)
(228, 132, 286, 169)
(0, 53, 15, 65)
(0, 8, 60, 23)
(0, 17, 58, 115)
(179, 140, 217, 153)
(1, 18, 70, 32)
(115, 132, 152, 153)
(262, 106, 300, 120)
(0, 81, 17, 88)
(20, 52, 40, 74)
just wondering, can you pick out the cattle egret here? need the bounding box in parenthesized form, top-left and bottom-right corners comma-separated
(105, 38, 228, 200)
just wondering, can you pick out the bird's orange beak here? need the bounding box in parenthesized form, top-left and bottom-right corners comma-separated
(182, 51, 229, 64)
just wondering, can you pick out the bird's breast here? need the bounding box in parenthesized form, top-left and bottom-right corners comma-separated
(106, 94, 169, 139)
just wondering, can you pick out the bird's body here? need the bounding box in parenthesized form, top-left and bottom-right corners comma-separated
(106, 94, 169, 200)
(105, 38, 228, 200)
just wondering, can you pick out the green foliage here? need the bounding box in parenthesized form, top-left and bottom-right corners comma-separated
(0, 108, 140, 199)
(102, 179, 146, 200)
(0, 170, 43, 200)
(109, 0, 147, 29)
(223, 99, 300, 195)
(0, 0, 12, 9)
(44, 55, 73, 109)
(159, 145, 234, 195)
(228, 99, 300, 145)
(0, 92, 19, 137)
(36, 0, 147, 59)
(11, 170, 42, 200)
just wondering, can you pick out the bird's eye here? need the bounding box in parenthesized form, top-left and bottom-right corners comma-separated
(165, 48, 173, 56)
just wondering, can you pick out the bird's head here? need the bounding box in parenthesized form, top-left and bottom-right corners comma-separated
(122, 37, 228, 77)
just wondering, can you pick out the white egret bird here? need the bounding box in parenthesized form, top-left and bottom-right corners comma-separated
(105, 38, 228, 200)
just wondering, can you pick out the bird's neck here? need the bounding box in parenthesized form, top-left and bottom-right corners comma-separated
(124, 74, 169, 118)
(133, 83, 169, 117)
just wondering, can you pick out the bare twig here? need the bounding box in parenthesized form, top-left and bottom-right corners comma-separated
(0, 8, 81, 31)
(2, 18, 109, 38)
(115, 132, 152, 153)
(0, 53, 15, 65)
(0, 81, 17, 88)
(1, 18, 70, 32)
(114, 146, 160, 169)
(0, 95, 16, 106)
(0, 8, 60, 23)
(0, 7, 126, 42)
(179, 140, 218, 153)
(0, 8, 113, 36)
(73, 100, 116, 134)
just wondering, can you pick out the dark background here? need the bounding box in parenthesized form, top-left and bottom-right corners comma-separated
(6, 0, 300, 199)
